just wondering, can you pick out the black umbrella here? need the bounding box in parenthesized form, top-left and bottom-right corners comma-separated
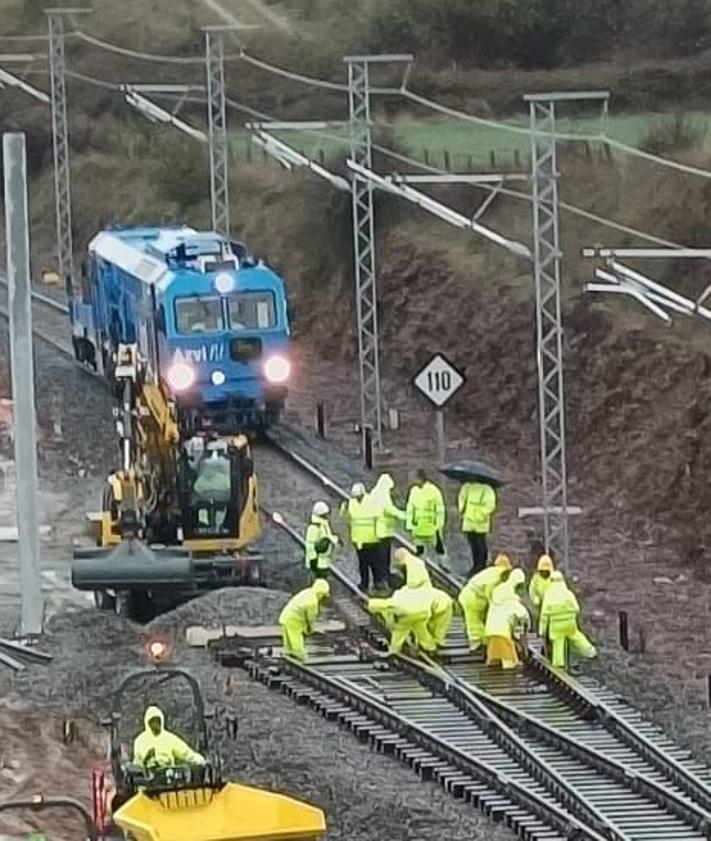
(440, 459, 504, 487)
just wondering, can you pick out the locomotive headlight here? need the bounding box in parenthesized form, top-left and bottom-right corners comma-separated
(214, 272, 235, 295)
(166, 362, 195, 392)
(211, 369, 226, 386)
(263, 355, 291, 384)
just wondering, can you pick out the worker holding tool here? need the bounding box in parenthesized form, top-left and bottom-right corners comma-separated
(405, 470, 446, 558)
(367, 585, 436, 655)
(458, 479, 497, 575)
(370, 473, 407, 587)
(539, 571, 597, 670)
(340, 482, 380, 592)
(484, 568, 530, 670)
(528, 554, 555, 618)
(133, 706, 206, 769)
(458, 554, 512, 652)
(278, 579, 331, 661)
(393, 546, 432, 588)
(305, 501, 339, 579)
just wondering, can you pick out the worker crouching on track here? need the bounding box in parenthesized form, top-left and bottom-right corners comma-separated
(340, 483, 380, 593)
(305, 501, 339, 580)
(458, 554, 512, 652)
(279, 579, 331, 661)
(368, 585, 436, 655)
(424, 587, 454, 649)
(539, 571, 597, 670)
(133, 706, 206, 769)
(485, 568, 530, 670)
(393, 547, 432, 588)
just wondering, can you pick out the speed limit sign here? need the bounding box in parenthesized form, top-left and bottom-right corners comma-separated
(412, 353, 466, 408)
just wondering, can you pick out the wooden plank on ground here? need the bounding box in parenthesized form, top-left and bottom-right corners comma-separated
(517, 506, 582, 518)
(0, 525, 52, 542)
(186, 620, 345, 647)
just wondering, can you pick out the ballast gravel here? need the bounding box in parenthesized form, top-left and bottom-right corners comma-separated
(2, 588, 516, 841)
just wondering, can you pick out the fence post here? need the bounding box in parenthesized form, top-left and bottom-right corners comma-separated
(362, 425, 373, 470)
(315, 402, 325, 438)
(618, 611, 629, 652)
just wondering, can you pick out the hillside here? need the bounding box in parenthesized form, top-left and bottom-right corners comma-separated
(3, 0, 711, 704)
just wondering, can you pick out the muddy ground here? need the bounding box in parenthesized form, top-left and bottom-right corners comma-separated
(3, 237, 711, 838)
(0, 321, 515, 841)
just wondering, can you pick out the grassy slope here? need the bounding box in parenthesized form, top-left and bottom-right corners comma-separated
(7, 0, 711, 546)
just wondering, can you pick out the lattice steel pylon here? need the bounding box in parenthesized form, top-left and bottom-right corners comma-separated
(204, 28, 230, 237)
(345, 54, 411, 447)
(526, 91, 609, 568)
(47, 9, 79, 288)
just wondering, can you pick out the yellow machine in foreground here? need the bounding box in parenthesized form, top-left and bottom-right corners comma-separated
(72, 344, 263, 621)
(95, 665, 326, 841)
(114, 783, 325, 841)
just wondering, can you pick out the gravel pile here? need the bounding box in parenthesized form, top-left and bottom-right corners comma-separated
(2, 606, 516, 841)
(12, 608, 144, 711)
(147, 586, 292, 633)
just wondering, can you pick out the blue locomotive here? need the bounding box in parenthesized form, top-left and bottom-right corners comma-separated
(69, 225, 291, 429)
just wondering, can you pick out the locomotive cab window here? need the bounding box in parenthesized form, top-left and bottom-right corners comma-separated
(175, 296, 224, 334)
(228, 292, 276, 331)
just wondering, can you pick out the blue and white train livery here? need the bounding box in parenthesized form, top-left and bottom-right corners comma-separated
(69, 225, 292, 429)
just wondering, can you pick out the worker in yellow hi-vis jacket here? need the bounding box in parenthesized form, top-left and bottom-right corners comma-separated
(458, 554, 512, 652)
(539, 572, 597, 670)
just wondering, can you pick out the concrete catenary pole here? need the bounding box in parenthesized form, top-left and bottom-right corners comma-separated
(3, 132, 43, 636)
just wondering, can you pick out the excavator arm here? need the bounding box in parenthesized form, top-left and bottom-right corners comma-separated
(72, 344, 264, 620)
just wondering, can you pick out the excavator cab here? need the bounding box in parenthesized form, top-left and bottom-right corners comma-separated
(93, 666, 326, 841)
(179, 435, 256, 550)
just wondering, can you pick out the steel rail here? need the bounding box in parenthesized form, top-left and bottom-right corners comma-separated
(399, 655, 711, 837)
(265, 492, 633, 839)
(264, 431, 711, 838)
(526, 651, 711, 816)
(0, 275, 75, 356)
(263, 655, 607, 841)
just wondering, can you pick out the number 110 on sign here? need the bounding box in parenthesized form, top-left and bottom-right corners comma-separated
(413, 353, 466, 409)
(428, 369, 452, 392)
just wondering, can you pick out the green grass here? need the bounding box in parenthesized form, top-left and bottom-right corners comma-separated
(229, 110, 711, 170)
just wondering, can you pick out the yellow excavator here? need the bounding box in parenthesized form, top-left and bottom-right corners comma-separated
(72, 344, 263, 622)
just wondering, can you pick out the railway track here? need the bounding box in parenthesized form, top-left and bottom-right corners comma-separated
(0, 282, 115, 391)
(7, 279, 711, 837)
(248, 432, 711, 840)
(0, 279, 75, 357)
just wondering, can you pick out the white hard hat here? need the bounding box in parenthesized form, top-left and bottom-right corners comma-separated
(351, 482, 366, 497)
(312, 501, 330, 517)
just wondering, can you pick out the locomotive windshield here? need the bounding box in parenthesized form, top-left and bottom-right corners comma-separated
(228, 292, 276, 331)
(175, 296, 224, 334)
